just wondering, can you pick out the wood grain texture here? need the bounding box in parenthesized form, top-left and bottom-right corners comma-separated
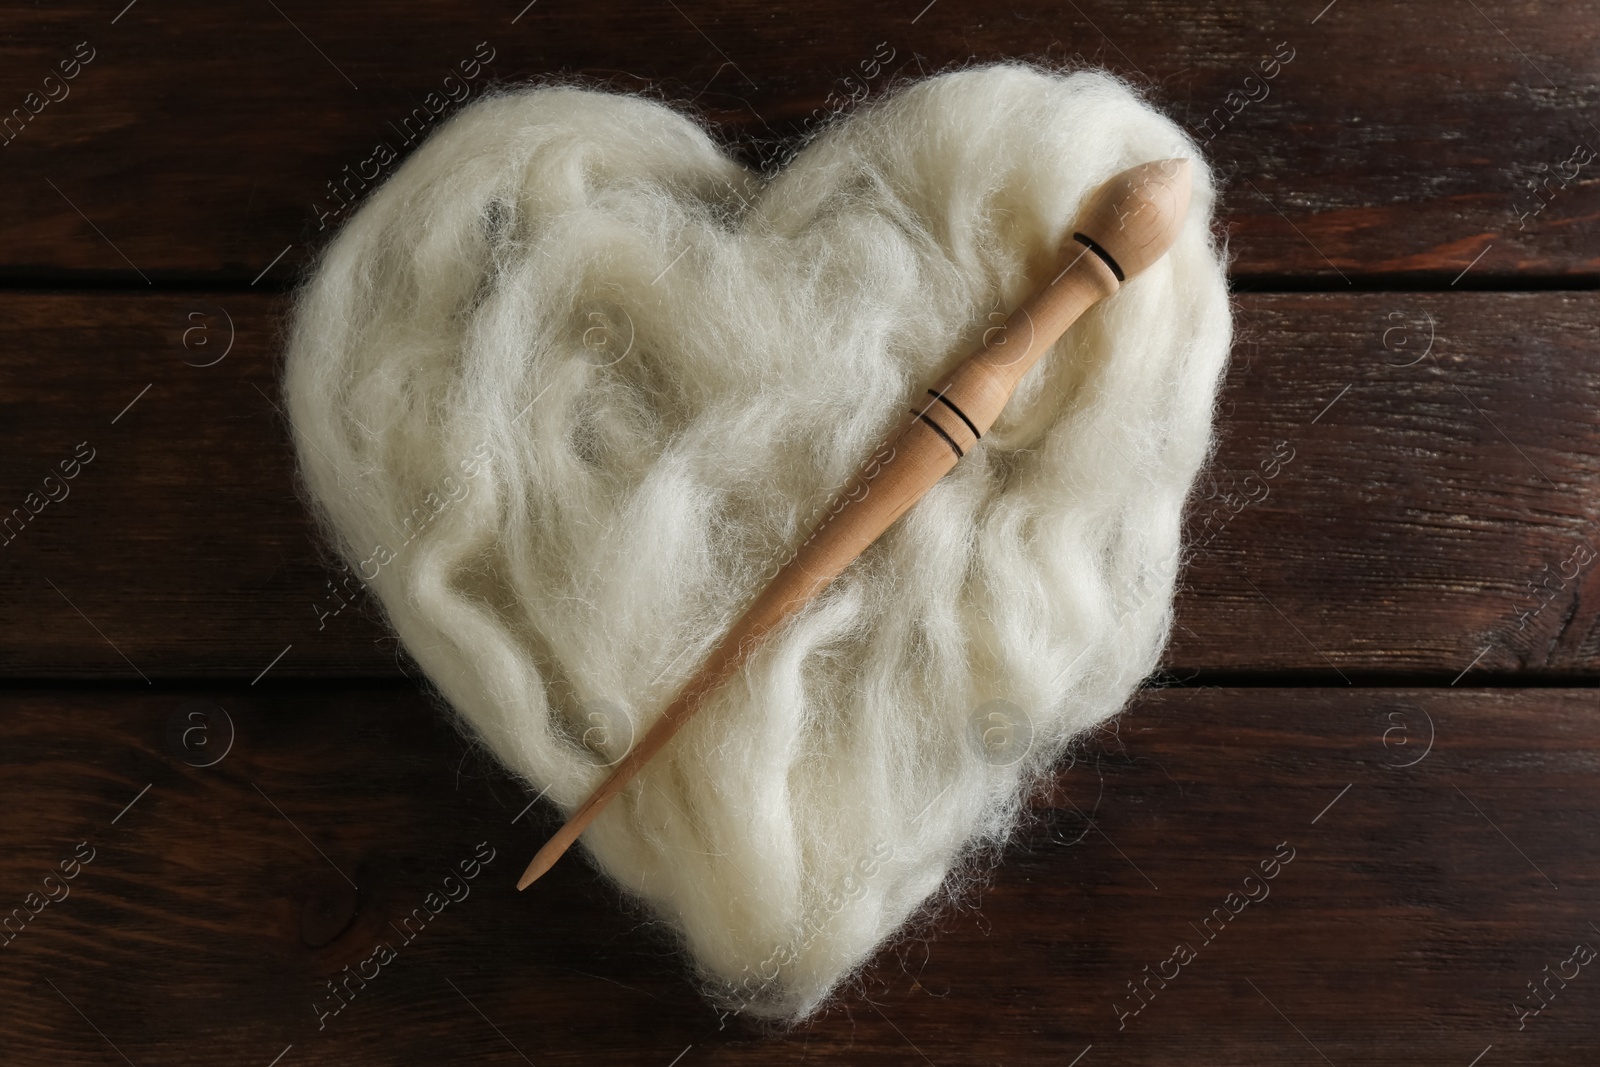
(0, 1, 1596, 281)
(0, 685, 1595, 1065)
(2, 3, 1596, 1061)
(1, 291, 1596, 679)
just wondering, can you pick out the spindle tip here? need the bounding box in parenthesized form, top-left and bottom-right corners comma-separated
(1070, 157, 1193, 284)
(516, 842, 560, 890)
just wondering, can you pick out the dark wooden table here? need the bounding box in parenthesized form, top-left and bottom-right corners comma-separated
(3, 2, 1598, 1064)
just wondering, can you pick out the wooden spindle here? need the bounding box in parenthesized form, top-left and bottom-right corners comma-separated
(518, 158, 1193, 889)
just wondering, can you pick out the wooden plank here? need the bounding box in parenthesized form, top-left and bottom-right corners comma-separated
(1, 685, 1596, 1064)
(0, 2, 1596, 280)
(2, 291, 1598, 678)
(0, 292, 396, 678)
(1171, 290, 1600, 679)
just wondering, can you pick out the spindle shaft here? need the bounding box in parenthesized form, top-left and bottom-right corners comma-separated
(518, 157, 1193, 890)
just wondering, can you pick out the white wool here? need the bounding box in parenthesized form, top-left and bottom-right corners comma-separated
(284, 64, 1231, 1021)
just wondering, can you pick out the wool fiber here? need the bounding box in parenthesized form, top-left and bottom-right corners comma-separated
(284, 63, 1232, 1021)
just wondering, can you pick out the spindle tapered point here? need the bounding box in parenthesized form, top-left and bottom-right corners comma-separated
(516, 838, 563, 890)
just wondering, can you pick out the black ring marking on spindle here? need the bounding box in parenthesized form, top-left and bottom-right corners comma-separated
(927, 389, 981, 440)
(911, 409, 964, 458)
(1072, 232, 1125, 282)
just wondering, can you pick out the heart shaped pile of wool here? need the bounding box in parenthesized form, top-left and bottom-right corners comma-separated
(284, 62, 1230, 1021)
